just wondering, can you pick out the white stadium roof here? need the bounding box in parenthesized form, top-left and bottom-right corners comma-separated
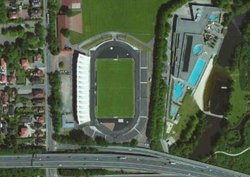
(76, 53, 91, 124)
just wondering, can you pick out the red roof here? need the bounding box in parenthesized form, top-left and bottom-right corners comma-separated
(7, 75, 16, 84)
(20, 58, 30, 70)
(0, 58, 7, 69)
(0, 91, 8, 104)
(61, 0, 80, 7)
(0, 75, 7, 83)
(37, 116, 45, 124)
(33, 69, 44, 77)
(57, 15, 70, 51)
(19, 127, 29, 138)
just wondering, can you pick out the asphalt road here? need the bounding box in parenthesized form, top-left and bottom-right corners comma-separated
(0, 153, 248, 177)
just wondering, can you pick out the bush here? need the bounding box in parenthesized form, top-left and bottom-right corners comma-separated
(48, 71, 62, 133)
(146, 0, 191, 151)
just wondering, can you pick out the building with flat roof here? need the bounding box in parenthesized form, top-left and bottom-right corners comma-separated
(76, 53, 91, 124)
(168, 3, 224, 121)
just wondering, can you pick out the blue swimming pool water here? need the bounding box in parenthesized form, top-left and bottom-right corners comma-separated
(209, 14, 219, 21)
(193, 44, 203, 56)
(170, 104, 179, 118)
(188, 58, 206, 87)
(173, 82, 184, 102)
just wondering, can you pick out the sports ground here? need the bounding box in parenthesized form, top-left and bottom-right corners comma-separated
(70, 0, 166, 44)
(96, 59, 135, 118)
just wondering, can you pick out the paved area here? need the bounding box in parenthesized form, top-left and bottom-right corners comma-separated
(60, 74, 73, 113)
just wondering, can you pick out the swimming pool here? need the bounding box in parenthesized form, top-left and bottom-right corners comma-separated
(188, 58, 206, 87)
(173, 82, 185, 102)
(193, 44, 203, 56)
(209, 14, 219, 21)
(170, 104, 179, 118)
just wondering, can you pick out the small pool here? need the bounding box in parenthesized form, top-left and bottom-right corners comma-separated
(209, 14, 219, 21)
(170, 104, 179, 118)
(193, 44, 203, 56)
(188, 58, 206, 87)
(173, 82, 185, 102)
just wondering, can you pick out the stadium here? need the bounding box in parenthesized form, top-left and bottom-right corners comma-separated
(73, 40, 149, 142)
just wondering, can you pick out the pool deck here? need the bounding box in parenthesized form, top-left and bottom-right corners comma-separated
(166, 3, 225, 123)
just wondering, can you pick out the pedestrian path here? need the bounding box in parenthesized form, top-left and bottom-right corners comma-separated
(215, 147, 250, 157)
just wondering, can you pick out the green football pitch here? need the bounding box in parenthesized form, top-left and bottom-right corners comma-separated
(96, 59, 135, 118)
(70, 0, 167, 44)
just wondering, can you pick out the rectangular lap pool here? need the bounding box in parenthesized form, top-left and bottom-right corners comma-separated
(187, 58, 206, 87)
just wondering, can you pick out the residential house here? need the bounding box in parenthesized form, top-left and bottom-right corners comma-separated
(8, 105, 15, 117)
(32, 89, 44, 98)
(35, 107, 45, 113)
(0, 121, 8, 135)
(19, 127, 29, 138)
(0, 58, 7, 84)
(61, 0, 81, 9)
(35, 115, 45, 124)
(0, 58, 7, 73)
(31, 0, 40, 7)
(32, 98, 44, 106)
(29, 8, 40, 18)
(35, 130, 44, 137)
(32, 68, 44, 77)
(0, 75, 7, 84)
(0, 91, 9, 106)
(33, 54, 42, 62)
(20, 58, 30, 70)
(7, 74, 16, 84)
(8, 10, 19, 19)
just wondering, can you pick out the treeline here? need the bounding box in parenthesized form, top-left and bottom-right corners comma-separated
(48, 71, 62, 133)
(47, 0, 60, 55)
(146, 0, 190, 151)
(0, 1, 8, 24)
(58, 169, 130, 177)
(212, 0, 250, 25)
(170, 111, 206, 158)
(0, 145, 45, 155)
(53, 129, 107, 146)
(0, 169, 45, 177)
(1, 25, 25, 36)
(233, 16, 250, 90)
(53, 129, 138, 147)
(234, 44, 250, 90)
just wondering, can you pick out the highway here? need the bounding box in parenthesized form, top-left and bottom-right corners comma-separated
(0, 153, 249, 177)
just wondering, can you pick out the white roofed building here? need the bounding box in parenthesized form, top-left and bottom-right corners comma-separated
(76, 53, 91, 124)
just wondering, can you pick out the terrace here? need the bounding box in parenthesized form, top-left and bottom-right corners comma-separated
(167, 3, 224, 122)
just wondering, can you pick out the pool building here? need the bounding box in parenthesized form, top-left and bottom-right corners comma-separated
(168, 3, 224, 121)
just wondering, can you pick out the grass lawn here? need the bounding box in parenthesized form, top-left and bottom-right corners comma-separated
(169, 93, 200, 140)
(70, 0, 167, 44)
(96, 59, 134, 118)
(16, 69, 26, 85)
(228, 69, 250, 125)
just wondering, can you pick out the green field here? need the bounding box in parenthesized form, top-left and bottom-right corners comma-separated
(96, 59, 134, 118)
(70, 0, 167, 44)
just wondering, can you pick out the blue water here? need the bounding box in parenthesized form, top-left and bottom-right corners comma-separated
(173, 82, 184, 102)
(209, 14, 218, 21)
(170, 104, 179, 118)
(193, 44, 202, 56)
(188, 58, 206, 87)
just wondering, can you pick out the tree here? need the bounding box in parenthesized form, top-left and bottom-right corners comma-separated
(61, 28, 70, 37)
(59, 61, 64, 69)
(130, 139, 138, 147)
(0, 1, 8, 24)
(95, 136, 108, 146)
